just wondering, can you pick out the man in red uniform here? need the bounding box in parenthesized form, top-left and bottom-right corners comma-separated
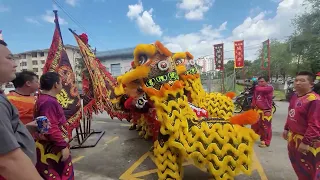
(251, 76, 274, 147)
(283, 71, 320, 180)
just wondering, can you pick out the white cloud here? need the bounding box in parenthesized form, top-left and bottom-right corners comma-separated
(177, 0, 214, 20)
(127, 1, 162, 36)
(65, 0, 79, 6)
(127, 1, 143, 19)
(164, 0, 309, 61)
(0, 4, 10, 12)
(41, 10, 68, 25)
(25, 17, 41, 25)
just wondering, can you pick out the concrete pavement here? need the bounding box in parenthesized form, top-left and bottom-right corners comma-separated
(70, 101, 297, 180)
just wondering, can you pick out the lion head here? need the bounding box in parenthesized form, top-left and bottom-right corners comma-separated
(116, 41, 182, 97)
(172, 52, 199, 80)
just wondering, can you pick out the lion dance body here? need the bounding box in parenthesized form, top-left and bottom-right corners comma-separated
(172, 52, 235, 120)
(115, 41, 259, 179)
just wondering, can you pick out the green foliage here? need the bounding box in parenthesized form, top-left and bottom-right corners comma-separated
(238, 0, 320, 78)
(288, 0, 320, 74)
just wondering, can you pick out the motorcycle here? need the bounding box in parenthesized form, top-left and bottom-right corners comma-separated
(285, 80, 295, 101)
(234, 88, 277, 114)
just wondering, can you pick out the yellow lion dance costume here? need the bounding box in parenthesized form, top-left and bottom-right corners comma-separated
(172, 52, 235, 120)
(117, 41, 259, 180)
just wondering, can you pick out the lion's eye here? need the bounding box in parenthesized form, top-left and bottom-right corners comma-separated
(175, 59, 183, 65)
(138, 54, 148, 65)
(189, 59, 195, 65)
(158, 60, 169, 71)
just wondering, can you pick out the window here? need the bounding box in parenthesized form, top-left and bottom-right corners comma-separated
(33, 68, 38, 72)
(110, 63, 121, 77)
(32, 60, 38, 65)
(41, 60, 45, 64)
(31, 52, 37, 58)
(21, 62, 27, 66)
(40, 52, 45, 57)
(20, 54, 26, 59)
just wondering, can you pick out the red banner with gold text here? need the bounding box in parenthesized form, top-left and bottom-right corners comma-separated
(234, 40, 244, 68)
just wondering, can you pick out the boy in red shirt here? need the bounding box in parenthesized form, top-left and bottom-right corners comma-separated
(283, 71, 320, 180)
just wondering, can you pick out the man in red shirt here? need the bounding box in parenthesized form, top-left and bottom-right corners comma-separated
(251, 76, 274, 148)
(283, 71, 320, 180)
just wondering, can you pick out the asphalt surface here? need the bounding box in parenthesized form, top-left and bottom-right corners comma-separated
(70, 101, 297, 180)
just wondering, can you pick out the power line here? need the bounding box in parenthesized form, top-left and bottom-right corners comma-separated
(52, 0, 106, 48)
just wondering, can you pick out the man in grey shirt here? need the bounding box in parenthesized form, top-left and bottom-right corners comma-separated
(0, 39, 42, 179)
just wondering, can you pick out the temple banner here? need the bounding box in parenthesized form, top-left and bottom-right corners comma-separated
(234, 40, 244, 68)
(214, 43, 224, 70)
(43, 10, 82, 136)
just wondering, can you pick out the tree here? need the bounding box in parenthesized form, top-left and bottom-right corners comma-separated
(288, 0, 320, 74)
(223, 60, 254, 79)
(253, 40, 293, 79)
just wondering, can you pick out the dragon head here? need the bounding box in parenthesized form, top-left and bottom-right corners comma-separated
(116, 41, 182, 97)
(172, 52, 199, 80)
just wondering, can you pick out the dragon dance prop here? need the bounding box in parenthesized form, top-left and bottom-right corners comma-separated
(43, 10, 81, 138)
(69, 29, 130, 121)
(116, 41, 259, 179)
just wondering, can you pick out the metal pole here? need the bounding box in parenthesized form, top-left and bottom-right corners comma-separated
(233, 67, 236, 91)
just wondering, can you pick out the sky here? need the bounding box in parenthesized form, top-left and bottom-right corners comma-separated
(0, 0, 310, 60)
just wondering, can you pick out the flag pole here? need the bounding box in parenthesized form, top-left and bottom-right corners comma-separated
(267, 39, 271, 82)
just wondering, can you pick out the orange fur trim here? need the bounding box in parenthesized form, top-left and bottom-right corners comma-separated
(180, 74, 199, 80)
(225, 92, 236, 99)
(155, 41, 172, 56)
(185, 52, 194, 59)
(176, 65, 187, 75)
(230, 110, 259, 125)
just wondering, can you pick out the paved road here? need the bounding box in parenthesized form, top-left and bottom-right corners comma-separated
(70, 101, 297, 180)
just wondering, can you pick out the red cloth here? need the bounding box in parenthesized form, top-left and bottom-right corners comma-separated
(124, 97, 135, 110)
(252, 85, 274, 110)
(188, 103, 208, 118)
(284, 92, 320, 146)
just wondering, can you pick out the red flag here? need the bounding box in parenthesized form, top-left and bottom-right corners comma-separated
(234, 40, 244, 68)
(43, 10, 81, 136)
(69, 29, 130, 120)
(214, 43, 224, 70)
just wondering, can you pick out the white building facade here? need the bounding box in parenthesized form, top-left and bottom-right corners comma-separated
(96, 47, 134, 77)
(14, 45, 82, 77)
